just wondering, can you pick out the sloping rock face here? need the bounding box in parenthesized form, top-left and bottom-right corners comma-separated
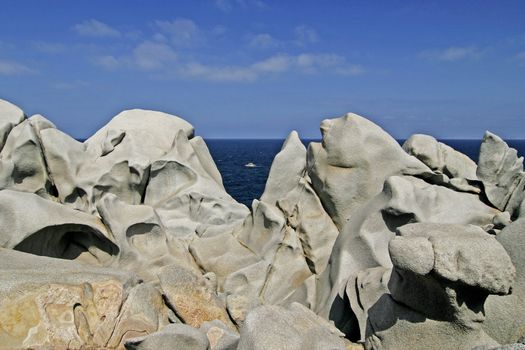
(477, 132, 525, 218)
(0, 97, 524, 349)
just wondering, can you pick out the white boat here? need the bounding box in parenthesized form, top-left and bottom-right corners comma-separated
(244, 162, 257, 168)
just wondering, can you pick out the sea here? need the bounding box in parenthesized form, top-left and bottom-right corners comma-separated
(206, 139, 525, 207)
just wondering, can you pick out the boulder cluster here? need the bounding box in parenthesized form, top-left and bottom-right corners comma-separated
(0, 98, 524, 350)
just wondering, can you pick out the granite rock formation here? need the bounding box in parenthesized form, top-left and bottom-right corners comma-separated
(0, 98, 523, 349)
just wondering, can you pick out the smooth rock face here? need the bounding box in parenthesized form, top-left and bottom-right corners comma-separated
(1, 98, 524, 350)
(478, 132, 525, 216)
(237, 303, 347, 350)
(125, 323, 209, 350)
(484, 218, 525, 344)
(0, 189, 118, 265)
(403, 134, 478, 179)
(0, 119, 53, 197)
(307, 113, 429, 230)
(0, 99, 25, 152)
(200, 320, 240, 350)
(361, 223, 514, 350)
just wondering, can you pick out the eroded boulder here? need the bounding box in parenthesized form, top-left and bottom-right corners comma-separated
(477, 132, 525, 217)
(237, 303, 347, 350)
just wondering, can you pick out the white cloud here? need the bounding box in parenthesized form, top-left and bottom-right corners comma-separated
(215, 0, 265, 12)
(133, 41, 178, 70)
(294, 25, 319, 46)
(32, 41, 66, 54)
(183, 62, 258, 82)
(251, 55, 291, 72)
(248, 33, 280, 49)
(92, 55, 120, 70)
(0, 60, 35, 75)
(155, 18, 201, 46)
(90, 41, 178, 72)
(420, 46, 483, 62)
(180, 53, 363, 82)
(297, 53, 343, 70)
(90, 50, 364, 82)
(73, 19, 121, 38)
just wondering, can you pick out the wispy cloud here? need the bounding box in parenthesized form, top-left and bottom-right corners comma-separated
(83, 16, 361, 82)
(0, 60, 36, 75)
(92, 41, 178, 71)
(133, 41, 178, 70)
(294, 25, 319, 46)
(419, 46, 483, 62)
(92, 55, 120, 70)
(73, 19, 121, 38)
(154, 18, 202, 46)
(180, 53, 364, 82)
(32, 41, 66, 54)
(215, 0, 265, 12)
(248, 33, 280, 49)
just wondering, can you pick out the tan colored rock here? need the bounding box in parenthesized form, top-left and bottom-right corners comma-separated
(159, 265, 236, 330)
(0, 249, 166, 350)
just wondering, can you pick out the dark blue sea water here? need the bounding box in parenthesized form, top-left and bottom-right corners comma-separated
(207, 139, 525, 207)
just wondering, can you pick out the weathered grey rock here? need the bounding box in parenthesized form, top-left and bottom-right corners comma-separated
(361, 223, 515, 350)
(27, 113, 56, 133)
(190, 135, 224, 188)
(389, 236, 434, 275)
(189, 232, 259, 290)
(393, 223, 515, 294)
(225, 132, 339, 323)
(260, 131, 306, 205)
(86, 108, 194, 151)
(477, 131, 525, 216)
(484, 218, 525, 343)
(41, 126, 151, 213)
(237, 303, 347, 350)
(0, 119, 53, 197)
(262, 132, 339, 273)
(473, 344, 525, 350)
(322, 174, 499, 326)
(307, 113, 429, 230)
(403, 134, 478, 179)
(0, 99, 25, 152)
(143, 129, 249, 239)
(2, 98, 524, 350)
(200, 320, 239, 350)
(0, 190, 118, 265)
(125, 323, 209, 350)
(223, 260, 269, 325)
(97, 193, 201, 281)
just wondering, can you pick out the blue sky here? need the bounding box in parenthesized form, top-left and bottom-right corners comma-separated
(0, 0, 524, 139)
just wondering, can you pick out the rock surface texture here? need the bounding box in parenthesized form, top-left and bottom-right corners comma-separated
(0, 97, 523, 349)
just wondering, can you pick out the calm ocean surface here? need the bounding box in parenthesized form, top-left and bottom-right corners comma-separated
(207, 139, 525, 207)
